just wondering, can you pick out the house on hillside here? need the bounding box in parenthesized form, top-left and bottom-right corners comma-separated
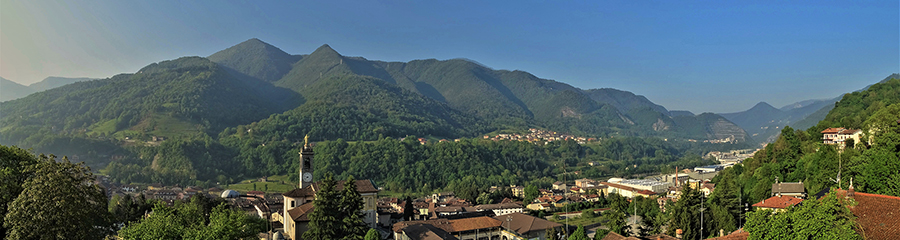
(821, 128, 862, 148)
(752, 195, 804, 213)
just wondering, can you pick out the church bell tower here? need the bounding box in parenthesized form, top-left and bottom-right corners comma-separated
(299, 135, 314, 189)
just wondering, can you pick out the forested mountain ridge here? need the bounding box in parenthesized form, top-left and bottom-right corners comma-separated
(204, 39, 745, 140)
(0, 57, 288, 149)
(2, 38, 752, 187)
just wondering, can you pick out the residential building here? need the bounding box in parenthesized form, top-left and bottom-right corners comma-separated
(752, 195, 804, 212)
(473, 203, 524, 216)
(821, 128, 862, 148)
(552, 181, 567, 191)
(771, 181, 806, 198)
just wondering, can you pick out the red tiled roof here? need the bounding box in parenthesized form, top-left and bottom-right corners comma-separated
(835, 190, 900, 240)
(637, 190, 657, 196)
(707, 228, 748, 240)
(821, 128, 844, 134)
(752, 195, 803, 209)
(839, 129, 860, 135)
(601, 182, 641, 193)
(393, 216, 501, 233)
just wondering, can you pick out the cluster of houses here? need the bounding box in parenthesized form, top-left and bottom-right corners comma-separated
(705, 149, 758, 164)
(377, 193, 563, 240)
(483, 128, 598, 144)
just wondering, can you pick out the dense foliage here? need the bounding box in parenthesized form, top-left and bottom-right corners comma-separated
(733, 77, 900, 204)
(745, 191, 861, 239)
(309, 137, 715, 193)
(117, 195, 266, 240)
(1, 145, 114, 239)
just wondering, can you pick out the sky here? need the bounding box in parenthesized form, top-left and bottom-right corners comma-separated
(1, 1, 898, 113)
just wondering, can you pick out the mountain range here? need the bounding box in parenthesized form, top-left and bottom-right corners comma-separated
(720, 73, 899, 143)
(1, 76, 96, 102)
(1, 38, 754, 158)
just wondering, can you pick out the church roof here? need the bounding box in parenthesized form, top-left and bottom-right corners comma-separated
(286, 202, 315, 222)
(282, 179, 378, 198)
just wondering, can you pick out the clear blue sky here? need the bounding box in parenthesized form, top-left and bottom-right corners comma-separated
(2, 1, 897, 113)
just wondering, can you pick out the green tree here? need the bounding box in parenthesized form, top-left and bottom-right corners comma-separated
(118, 202, 187, 240)
(0, 145, 40, 237)
(340, 175, 367, 240)
(745, 190, 861, 240)
(568, 225, 588, 240)
(4, 154, 114, 239)
(603, 209, 630, 237)
(666, 186, 706, 240)
(364, 228, 380, 240)
(109, 194, 156, 228)
(592, 228, 610, 240)
(183, 204, 266, 240)
(304, 172, 342, 240)
(545, 226, 559, 240)
(477, 192, 493, 205)
(402, 196, 415, 221)
(118, 201, 264, 240)
(581, 209, 595, 219)
(525, 184, 540, 204)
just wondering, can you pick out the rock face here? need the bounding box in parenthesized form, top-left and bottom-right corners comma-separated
(653, 118, 670, 131)
(707, 118, 748, 142)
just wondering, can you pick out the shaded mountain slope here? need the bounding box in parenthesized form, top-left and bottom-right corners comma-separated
(0, 57, 287, 146)
(29, 77, 96, 92)
(1, 77, 34, 102)
(208, 38, 302, 82)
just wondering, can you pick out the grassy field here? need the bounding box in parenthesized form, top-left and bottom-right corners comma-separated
(225, 175, 298, 193)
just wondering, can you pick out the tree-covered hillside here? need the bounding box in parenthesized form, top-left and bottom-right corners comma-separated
(723, 76, 900, 206)
(207, 38, 302, 82)
(0, 57, 288, 155)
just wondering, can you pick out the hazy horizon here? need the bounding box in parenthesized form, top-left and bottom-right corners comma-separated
(2, 1, 897, 113)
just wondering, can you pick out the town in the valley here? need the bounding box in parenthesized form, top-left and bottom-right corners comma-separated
(90, 126, 898, 240)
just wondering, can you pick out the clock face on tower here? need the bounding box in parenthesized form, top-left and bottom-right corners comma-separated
(302, 172, 313, 182)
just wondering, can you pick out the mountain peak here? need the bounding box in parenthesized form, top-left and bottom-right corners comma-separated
(751, 102, 777, 111)
(310, 44, 341, 57)
(208, 38, 300, 82)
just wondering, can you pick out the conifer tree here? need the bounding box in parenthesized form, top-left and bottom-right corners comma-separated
(567, 225, 588, 240)
(303, 172, 341, 240)
(340, 175, 367, 239)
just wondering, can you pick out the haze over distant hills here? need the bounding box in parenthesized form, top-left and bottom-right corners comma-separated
(1, 38, 750, 156)
(1, 76, 96, 102)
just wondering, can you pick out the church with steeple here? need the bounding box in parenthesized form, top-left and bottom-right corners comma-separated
(281, 136, 379, 240)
